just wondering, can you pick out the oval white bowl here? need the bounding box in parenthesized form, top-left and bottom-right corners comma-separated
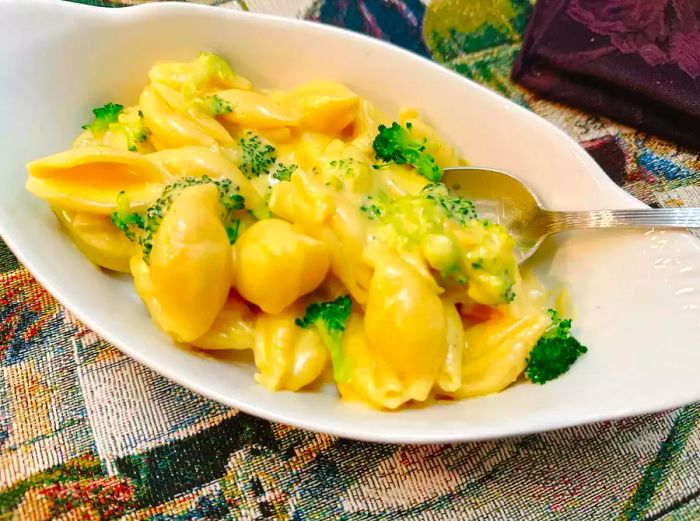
(1, 0, 699, 443)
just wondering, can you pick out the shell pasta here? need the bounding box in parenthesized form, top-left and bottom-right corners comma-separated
(26, 53, 582, 410)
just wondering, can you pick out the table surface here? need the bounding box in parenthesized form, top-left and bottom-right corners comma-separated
(2, 1, 700, 520)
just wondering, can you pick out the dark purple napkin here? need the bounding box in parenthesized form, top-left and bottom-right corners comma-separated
(512, 0, 700, 150)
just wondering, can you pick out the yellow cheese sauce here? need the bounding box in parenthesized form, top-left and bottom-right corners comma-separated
(26, 53, 553, 410)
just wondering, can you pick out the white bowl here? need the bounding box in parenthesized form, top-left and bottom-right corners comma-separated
(1, 0, 699, 444)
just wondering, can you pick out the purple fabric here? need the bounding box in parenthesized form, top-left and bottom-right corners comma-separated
(512, 0, 700, 150)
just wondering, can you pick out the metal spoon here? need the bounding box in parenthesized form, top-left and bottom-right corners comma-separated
(443, 167, 700, 264)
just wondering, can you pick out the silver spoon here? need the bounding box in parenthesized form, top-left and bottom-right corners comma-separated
(443, 167, 700, 264)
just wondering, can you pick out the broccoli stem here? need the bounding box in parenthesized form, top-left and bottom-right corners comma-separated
(316, 325, 350, 383)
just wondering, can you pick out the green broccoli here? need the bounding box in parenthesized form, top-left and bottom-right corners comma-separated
(359, 200, 383, 220)
(271, 163, 298, 182)
(295, 295, 353, 382)
(502, 286, 516, 304)
(82, 104, 150, 150)
(111, 191, 144, 241)
(238, 132, 277, 178)
(525, 310, 588, 384)
(422, 183, 477, 224)
(226, 219, 242, 245)
(220, 186, 245, 245)
(359, 184, 477, 235)
(82, 103, 123, 135)
(359, 192, 390, 220)
(194, 94, 233, 116)
(372, 122, 442, 182)
(123, 111, 150, 151)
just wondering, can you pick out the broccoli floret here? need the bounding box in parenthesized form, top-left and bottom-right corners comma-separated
(238, 132, 277, 178)
(502, 286, 516, 303)
(359, 192, 390, 220)
(295, 295, 353, 382)
(372, 122, 442, 182)
(222, 192, 245, 212)
(111, 191, 144, 241)
(360, 199, 382, 219)
(82, 103, 123, 135)
(82, 104, 150, 150)
(123, 111, 150, 151)
(271, 163, 298, 182)
(360, 185, 476, 234)
(525, 310, 588, 384)
(194, 94, 233, 116)
(220, 188, 245, 245)
(422, 183, 477, 224)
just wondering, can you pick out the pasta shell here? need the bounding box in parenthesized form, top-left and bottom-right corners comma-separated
(337, 314, 434, 409)
(286, 81, 360, 133)
(191, 293, 256, 350)
(149, 184, 232, 342)
(452, 312, 549, 398)
(364, 251, 447, 377)
(253, 304, 329, 391)
(233, 219, 330, 314)
(26, 146, 170, 214)
(53, 207, 135, 272)
(150, 82, 234, 145)
(140, 86, 217, 149)
(217, 89, 301, 129)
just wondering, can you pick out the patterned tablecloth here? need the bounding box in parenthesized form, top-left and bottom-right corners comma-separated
(2, 1, 700, 519)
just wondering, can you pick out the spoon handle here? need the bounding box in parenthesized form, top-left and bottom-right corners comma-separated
(541, 208, 700, 233)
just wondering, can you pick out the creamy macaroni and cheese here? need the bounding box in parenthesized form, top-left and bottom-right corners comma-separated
(26, 53, 584, 409)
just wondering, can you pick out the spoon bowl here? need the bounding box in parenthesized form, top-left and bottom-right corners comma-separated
(443, 167, 544, 263)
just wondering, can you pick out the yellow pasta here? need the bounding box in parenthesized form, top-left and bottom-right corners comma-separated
(435, 301, 465, 393)
(53, 208, 135, 272)
(364, 250, 447, 378)
(285, 81, 360, 134)
(337, 314, 433, 409)
(148, 52, 252, 97)
(191, 294, 256, 350)
(447, 274, 550, 398)
(254, 304, 329, 391)
(26, 146, 170, 214)
(350, 99, 391, 154)
(218, 89, 300, 129)
(233, 219, 330, 314)
(150, 82, 234, 145)
(26, 53, 581, 410)
(148, 184, 232, 342)
(452, 313, 549, 398)
(140, 86, 217, 149)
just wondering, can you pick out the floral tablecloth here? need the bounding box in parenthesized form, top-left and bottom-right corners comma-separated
(2, 1, 700, 519)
